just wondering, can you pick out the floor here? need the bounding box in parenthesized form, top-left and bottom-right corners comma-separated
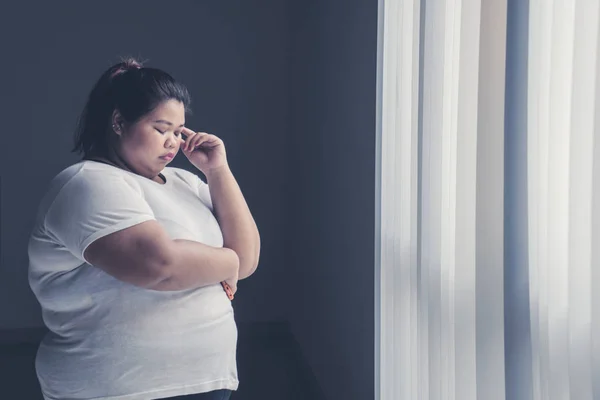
(0, 322, 327, 400)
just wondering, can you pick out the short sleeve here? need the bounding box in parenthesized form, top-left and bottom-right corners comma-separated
(44, 170, 156, 263)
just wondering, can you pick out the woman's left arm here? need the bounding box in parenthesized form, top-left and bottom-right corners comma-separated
(205, 165, 260, 280)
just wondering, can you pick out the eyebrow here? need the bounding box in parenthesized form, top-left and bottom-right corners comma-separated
(154, 120, 185, 128)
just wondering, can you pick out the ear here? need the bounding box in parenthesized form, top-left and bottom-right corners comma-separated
(111, 110, 124, 135)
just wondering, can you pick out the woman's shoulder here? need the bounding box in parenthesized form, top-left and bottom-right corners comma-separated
(30, 161, 133, 232)
(52, 160, 135, 188)
(43, 161, 142, 204)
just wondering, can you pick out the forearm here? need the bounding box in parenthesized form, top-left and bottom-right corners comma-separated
(205, 164, 261, 280)
(153, 239, 240, 291)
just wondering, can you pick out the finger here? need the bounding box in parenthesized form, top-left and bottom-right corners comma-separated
(221, 281, 235, 300)
(184, 133, 201, 152)
(182, 128, 210, 140)
(195, 134, 222, 149)
(190, 133, 211, 151)
(181, 127, 196, 138)
(184, 132, 201, 152)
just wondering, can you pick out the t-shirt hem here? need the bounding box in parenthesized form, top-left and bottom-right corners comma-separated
(41, 378, 239, 400)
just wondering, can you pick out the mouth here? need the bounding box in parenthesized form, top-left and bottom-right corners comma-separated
(160, 152, 175, 161)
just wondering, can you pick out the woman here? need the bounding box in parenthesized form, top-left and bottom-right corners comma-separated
(27, 58, 260, 400)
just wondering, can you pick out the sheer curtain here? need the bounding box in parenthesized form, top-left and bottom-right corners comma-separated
(375, 0, 600, 399)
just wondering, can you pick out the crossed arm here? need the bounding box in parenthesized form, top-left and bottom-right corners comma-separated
(81, 166, 260, 293)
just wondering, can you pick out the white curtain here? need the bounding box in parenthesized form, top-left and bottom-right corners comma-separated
(375, 0, 600, 399)
(527, 1, 600, 399)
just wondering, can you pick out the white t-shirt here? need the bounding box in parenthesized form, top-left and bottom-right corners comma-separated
(27, 160, 238, 400)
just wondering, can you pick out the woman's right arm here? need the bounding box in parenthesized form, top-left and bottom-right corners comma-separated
(83, 220, 239, 291)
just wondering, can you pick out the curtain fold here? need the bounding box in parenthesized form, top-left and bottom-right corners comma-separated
(527, 1, 600, 399)
(377, 0, 420, 399)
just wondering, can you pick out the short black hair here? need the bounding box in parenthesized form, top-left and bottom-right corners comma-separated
(72, 57, 192, 159)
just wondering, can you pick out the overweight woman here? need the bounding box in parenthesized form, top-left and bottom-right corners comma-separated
(27, 58, 260, 400)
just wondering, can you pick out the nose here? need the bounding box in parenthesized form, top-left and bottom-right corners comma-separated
(165, 133, 180, 149)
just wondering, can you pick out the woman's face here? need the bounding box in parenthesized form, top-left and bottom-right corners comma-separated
(116, 99, 185, 178)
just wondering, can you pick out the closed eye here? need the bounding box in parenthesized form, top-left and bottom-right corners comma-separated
(155, 128, 182, 137)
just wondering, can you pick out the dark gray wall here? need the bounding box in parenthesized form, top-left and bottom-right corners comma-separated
(0, 0, 290, 328)
(1, 1, 380, 399)
(288, 1, 378, 400)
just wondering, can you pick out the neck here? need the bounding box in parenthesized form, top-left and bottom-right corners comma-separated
(90, 147, 133, 172)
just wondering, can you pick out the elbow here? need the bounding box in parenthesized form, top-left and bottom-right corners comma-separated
(246, 237, 261, 277)
(246, 232, 260, 271)
(242, 262, 259, 280)
(239, 250, 260, 280)
(250, 237, 260, 275)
